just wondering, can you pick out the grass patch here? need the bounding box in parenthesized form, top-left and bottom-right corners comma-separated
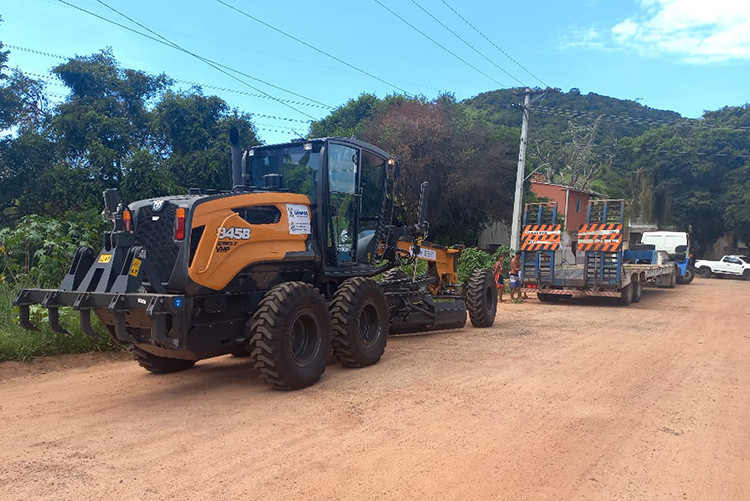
(0, 282, 121, 362)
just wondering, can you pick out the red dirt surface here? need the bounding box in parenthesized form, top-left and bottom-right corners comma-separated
(1, 278, 748, 500)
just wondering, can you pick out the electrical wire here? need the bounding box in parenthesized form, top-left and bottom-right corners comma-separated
(58, 0, 329, 119)
(91, 0, 327, 117)
(441, 0, 549, 88)
(373, 0, 506, 88)
(7, 45, 330, 110)
(408, 0, 526, 86)
(215, 0, 412, 96)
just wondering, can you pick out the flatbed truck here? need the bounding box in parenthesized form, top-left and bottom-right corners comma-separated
(520, 199, 678, 306)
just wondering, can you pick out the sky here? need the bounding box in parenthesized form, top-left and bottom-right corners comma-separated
(1, 0, 749, 145)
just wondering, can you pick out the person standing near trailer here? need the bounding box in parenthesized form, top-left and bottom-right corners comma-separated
(509, 251, 523, 301)
(493, 255, 506, 302)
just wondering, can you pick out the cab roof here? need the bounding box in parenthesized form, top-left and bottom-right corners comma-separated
(251, 137, 394, 161)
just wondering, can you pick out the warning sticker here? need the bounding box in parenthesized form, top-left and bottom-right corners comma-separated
(286, 204, 311, 235)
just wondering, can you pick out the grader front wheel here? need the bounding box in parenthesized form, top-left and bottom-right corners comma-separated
(466, 268, 497, 327)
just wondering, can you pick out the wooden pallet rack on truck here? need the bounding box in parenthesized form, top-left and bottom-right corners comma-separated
(521, 199, 679, 306)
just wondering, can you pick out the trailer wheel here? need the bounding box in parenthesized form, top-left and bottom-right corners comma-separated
(698, 266, 712, 278)
(467, 268, 497, 327)
(631, 278, 643, 303)
(676, 265, 695, 284)
(247, 282, 331, 390)
(618, 283, 632, 306)
(132, 348, 196, 374)
(330, 277, 389, 368)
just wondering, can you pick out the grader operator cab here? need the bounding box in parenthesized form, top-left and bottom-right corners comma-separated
(14, 134, 497, 390)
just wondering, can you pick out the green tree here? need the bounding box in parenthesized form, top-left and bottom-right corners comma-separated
(152, 90, 260, 190)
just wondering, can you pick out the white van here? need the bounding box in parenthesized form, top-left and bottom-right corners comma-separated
(641, 231, 689, 255)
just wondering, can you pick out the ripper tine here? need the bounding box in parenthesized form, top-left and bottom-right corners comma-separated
(18, 304, 41, 332)
(79, 309, 101, 339)
(47, 307, 70, 336)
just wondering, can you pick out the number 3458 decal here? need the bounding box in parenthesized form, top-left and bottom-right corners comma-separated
(216, 226, 251, 240)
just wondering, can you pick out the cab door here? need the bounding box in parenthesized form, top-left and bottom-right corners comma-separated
(327, 143, 359, 264)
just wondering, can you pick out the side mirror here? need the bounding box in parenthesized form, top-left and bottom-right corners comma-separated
(387, 158, 400, 181)
(103, 188, 120, 214)
(417, 181, 429, 226)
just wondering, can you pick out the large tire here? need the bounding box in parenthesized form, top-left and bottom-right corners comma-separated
(466, 268, 498, 327)
(618, 283, 632, 306)
(247, 282, 331, 390)
(632, 277, 643, 303)
(698, 266, 712, 278)
(667, 268, 677, 288)
(381, 268, 408, 283)
(132, 347, 196, 374)
(743, 270, 750, 281)
(676, 265, 695, 284)
(330, 277, 389, 368)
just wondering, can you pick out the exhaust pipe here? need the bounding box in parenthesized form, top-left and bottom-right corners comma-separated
(229, 126, 243, 191)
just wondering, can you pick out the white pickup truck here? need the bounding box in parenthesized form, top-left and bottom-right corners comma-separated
(694, 255, 750, 280)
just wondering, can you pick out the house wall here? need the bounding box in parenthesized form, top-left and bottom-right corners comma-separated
(529, 182, 591, 233)
(477, 220, 511, 251)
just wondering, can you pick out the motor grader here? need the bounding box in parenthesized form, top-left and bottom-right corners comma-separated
(14, 133, 497, 390)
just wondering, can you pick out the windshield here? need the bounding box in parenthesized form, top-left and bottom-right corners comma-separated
(249, 144, 320, 203)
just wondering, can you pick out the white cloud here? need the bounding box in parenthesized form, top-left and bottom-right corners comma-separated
(569, 0, 750, 63)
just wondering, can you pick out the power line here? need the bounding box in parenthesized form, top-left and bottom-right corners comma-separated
(373, 0, 506, 88)
(441, 0, 550, 88)
(91, 0, 326, 119)
(153, 28, 445, 94)
(408, 0, 526, 86)
(215, 0, 412, 96)
(7, 44, 330, 110)
(58, 0, 329, 119)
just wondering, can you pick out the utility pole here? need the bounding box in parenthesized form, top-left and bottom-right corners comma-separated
(510, 89, 532, 251)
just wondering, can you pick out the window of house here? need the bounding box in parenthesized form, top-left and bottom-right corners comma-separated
(575, 198, 581, 213)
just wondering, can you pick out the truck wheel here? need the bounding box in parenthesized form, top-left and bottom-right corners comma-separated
(330, 277, 389, 368)
(676, 265, 695, 284)
(743, 270, 750, 281)
(467, 268, 497, 327)
(618, 283, 632, 306)
(247, 282, 331, 390)
(132, 348, 196, 374)
(632, 278, 643, 303)
(381, 268, 408, 283)
(699, 267, 712, 278)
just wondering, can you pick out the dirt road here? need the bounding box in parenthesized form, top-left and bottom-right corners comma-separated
(1, 278, 749, 500)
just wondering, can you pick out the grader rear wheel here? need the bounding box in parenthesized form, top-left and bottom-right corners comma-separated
(466, 268, 497, 327)
(246, 282, 331, 390)
(330, 277, 389, 368)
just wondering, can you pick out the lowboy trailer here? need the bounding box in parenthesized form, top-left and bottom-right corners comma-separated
(521, 199, 679, 306)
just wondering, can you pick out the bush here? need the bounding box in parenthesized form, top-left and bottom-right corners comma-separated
(457, 245, 512, 283)
(0, 212, 105, 287)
